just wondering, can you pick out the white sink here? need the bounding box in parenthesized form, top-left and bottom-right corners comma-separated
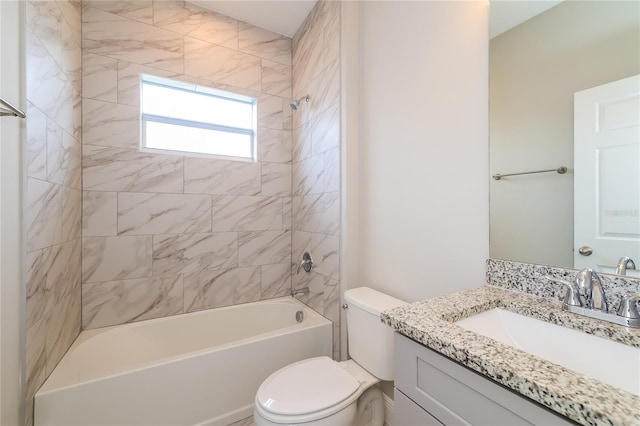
(455, 308, 640, 396)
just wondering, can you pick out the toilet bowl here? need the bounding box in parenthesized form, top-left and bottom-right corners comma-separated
(254, 287, 406, 425)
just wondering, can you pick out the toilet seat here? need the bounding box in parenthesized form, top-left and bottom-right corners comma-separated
(255, 357, 364, 423)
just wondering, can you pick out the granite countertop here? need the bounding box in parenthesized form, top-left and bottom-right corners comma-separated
(381, 285, 640, 426)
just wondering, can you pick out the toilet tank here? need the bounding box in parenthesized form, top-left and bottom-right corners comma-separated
(344, 287, 406, 381)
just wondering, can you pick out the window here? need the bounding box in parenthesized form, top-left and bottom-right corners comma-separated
(140, 74, 257, 161)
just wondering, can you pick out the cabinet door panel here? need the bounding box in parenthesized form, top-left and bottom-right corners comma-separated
(394, 388, 443, 426)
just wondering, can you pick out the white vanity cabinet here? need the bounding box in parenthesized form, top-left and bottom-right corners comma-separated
(393, 333, 575, 426)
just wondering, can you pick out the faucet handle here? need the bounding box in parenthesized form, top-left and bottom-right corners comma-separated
(546, 276, 583, 307)
(617, 294, 640, 319)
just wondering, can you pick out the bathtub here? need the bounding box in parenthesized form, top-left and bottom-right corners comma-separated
(34, 297, 332, 426)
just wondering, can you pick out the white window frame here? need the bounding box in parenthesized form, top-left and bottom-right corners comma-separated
(140, 74, 258, 162)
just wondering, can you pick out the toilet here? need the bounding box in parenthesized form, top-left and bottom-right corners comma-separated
(254, 287, 406, 425)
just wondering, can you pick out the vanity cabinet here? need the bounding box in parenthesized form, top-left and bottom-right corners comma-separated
(393, 333, 574, 426)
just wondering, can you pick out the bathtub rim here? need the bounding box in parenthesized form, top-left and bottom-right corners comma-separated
(37, 296, 330, 395)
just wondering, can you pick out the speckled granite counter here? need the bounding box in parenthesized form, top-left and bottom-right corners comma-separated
(382, 285, 640, 426)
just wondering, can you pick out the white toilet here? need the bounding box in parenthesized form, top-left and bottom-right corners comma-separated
(254, 287, 406, 425)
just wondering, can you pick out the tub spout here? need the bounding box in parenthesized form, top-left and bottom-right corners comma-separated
(291, 287, 309, 298)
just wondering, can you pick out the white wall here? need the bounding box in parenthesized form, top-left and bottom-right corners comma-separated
(352, 1, 489, 302)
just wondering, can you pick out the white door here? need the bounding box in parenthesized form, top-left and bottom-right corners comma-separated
(574, 75, 640, 275)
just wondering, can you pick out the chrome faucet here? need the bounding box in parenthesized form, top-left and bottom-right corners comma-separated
(291, 287, 310, 298)
(546, 269, 639, 328)
(575, 268, 608, 312)
(615, 256, 636, 275)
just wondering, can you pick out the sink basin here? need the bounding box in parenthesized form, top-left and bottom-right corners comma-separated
(455, 308, 640, 396)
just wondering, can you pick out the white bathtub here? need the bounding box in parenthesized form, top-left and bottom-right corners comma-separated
(34, 297, 332, 426)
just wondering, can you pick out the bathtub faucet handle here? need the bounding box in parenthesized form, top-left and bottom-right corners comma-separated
(297, 252, 313, 274)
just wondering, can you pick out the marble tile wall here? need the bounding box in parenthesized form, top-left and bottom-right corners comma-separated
(24, 1, 83, 424)
(291, 0, 342, 359)
(81, 1, 294, 330)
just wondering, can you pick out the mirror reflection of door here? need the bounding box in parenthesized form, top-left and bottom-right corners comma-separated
(574, 74, 640, 275)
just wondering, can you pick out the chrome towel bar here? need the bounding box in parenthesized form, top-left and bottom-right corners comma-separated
(492, 166, 567, 180)
(0, 97, 26, 118)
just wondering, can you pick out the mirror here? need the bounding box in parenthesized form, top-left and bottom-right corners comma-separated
(489, 0, 640, 272)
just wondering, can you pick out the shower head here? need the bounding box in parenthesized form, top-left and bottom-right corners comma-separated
(289, 95, 310, 110)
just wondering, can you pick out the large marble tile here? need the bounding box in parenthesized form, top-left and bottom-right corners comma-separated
(292, 31, 323, 98)
(283, 197, 292, 229)
(83, 1, 153, 25)
(293, 269, 324, 314)
(211, 195, 282, 231)
(293, 154, 324, 196)
(238, 230, 291, 267)
(83, 52, 117, 102)
(292, 121, 312, 162)
(257, 93, 283, 130)
(239, 22, 291, 66)
(311, 103, 339, 155)
(262, 162, 292, 196)
(257, 128, 292, 164)
(262, 59, 291, 98)
(57, 0, 82, 43)
(310, 233, 339, 280)
(83, 99, 139, 149)
(118, 193, 212, 235)
(47, 120, 81, 189)
(83, 191, 117, 236)
(26, 102, 47, 180)
(310, 58, 339, 115)
(292, 230, 312, 268)
(46, 290, 81, 375)
(323, 148, 340, 193)
(27, 178, 62, 252)
(82, 275, 183, 329)
(152, 232, 238, 276)
(184, 266, 261, 312)
(153, 1, 238, 49)
(184, 157, 261, 195)
(61, 186, 82, 242)
(27, 239, 81, 329)
(83, 6, 183, 73)
(26, 248, 53, 330)
(292, 192, 340, 235)
(282, 98, 293, 131)
(117, 60, 182, 107)
(27, 0, 63, 66)
(184, 37, 261, 91)
(26, 25, 71, 133)
(60, 16, 82, 89)
(261, 263, 292, 299)
(82, 235, 152, 283)
(83, 145, 183, 193)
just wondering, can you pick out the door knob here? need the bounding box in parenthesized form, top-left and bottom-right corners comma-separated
(578, 246, 593, 256)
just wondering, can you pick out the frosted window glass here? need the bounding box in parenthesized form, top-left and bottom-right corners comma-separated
(144, 121, 253, 159)
(140, 74, 256, 160)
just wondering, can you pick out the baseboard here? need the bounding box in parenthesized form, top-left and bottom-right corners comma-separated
(383, 393, 393, 426)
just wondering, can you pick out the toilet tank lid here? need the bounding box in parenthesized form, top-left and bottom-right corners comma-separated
(344, 287, 406, 316)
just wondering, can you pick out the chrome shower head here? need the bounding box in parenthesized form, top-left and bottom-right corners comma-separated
(289, 95, 310, 110)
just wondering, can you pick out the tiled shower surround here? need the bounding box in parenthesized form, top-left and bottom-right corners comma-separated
(80, 1, 296, 329)
(23, 1, 341, 423)
(25, 1, 82, 424)
(291, 1, 342, 359)
(80, 0, 342, 361)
